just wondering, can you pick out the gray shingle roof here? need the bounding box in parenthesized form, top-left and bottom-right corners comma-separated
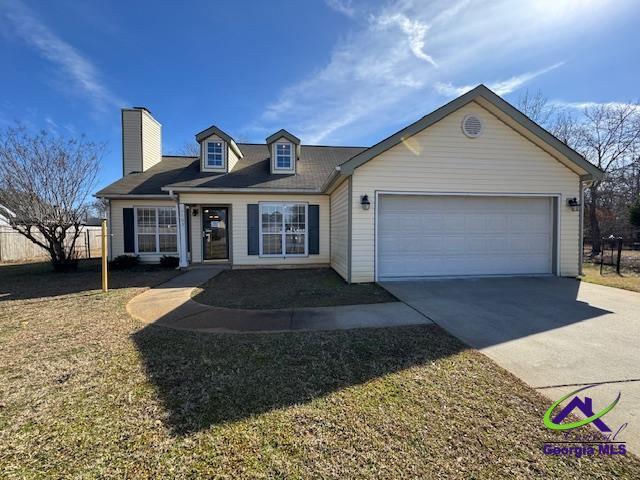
(95, 145, 366, 197)
(95, 156, 196, 197)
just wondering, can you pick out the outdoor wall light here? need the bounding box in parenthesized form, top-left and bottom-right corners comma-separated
(567, 197, 581, 212)
(192, 208, 199, 217)
(360, 194, 371, 210)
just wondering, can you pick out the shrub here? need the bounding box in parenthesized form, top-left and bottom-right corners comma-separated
(160, 255, 180, 269)
(109, 255, 140, 270)
(52, 258, 79, 273)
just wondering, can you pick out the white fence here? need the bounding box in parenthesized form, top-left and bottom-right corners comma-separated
(0, 226, 103, 262)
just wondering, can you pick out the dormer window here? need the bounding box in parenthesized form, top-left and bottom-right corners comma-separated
(266, 129, 300, 175)
(206, 141, 224, 168)
(195, 125, 243, 173)
(275, 143, 292, 170)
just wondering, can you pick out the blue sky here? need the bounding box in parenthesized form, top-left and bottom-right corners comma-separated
(1, 0, 639, 191)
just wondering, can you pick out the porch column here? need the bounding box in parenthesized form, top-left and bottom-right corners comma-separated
(178, 203, 189, 268)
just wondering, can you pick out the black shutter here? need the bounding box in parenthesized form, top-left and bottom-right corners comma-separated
(123, 208, 135, 253)
(247, 204, 259, 255)
(308, 205, 320, 255)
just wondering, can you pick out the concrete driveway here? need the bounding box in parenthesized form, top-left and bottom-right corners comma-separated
(382, 277, 640, 451)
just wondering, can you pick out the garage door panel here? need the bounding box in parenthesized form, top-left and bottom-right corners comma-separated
(378, 195, 552, 278)
(443, 216, 466, 232)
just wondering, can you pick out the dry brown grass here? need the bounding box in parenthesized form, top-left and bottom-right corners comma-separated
(1, 261, 639, 478)
(580, 263, 640, 293)
(192, 268, 396, 309)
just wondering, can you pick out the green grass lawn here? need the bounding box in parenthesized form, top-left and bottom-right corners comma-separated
(192, 268, 397, 309)
(580, 263, 640, 293)
(1, 262, 639, 478)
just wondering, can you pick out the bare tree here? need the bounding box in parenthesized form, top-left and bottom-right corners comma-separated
(576, 103, 640, 254)
(517, 89, 557, 126)
(519, 91, 640, 255)
(171, 142, 200, 157)
(89, 197, 109, 219)
(0, 126, 103, 271)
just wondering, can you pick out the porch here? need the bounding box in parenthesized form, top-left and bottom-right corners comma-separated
(175, 194, 330, 270)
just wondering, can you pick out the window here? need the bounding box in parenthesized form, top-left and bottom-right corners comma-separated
(136, 207, 178, 253)
(275, 143, 292, 169)
(206, 141, 224, 168)
(260, 203, 307, 256)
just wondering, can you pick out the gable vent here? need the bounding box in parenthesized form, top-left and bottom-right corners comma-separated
(462, 114, 483, 138)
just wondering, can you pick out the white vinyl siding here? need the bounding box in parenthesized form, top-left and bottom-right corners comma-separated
(109, 199, 177, 263)
(122, 109, 161, 175)
(140, 110, 162, 171)
(228, 142, 240, 171)
(184, 193, 329, 266)
(330, 179, 349, 280)
(350, 101, 581, 282)
(122, 110, 142, 175)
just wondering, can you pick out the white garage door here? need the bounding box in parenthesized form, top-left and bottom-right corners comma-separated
(377, 195, 553, 279)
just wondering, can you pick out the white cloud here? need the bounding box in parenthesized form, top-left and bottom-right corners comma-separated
(434, 62, 565, 98)
(375, 14, 437, 66)
(247, 0, 628, 144)
(550, 100, 639, 111)
(433, 81, 475, 97)
(325, 0, 356, 17)
(489, 63, 565, 95)
(44, 116, 60, 132)
(2, 0, 125, 112)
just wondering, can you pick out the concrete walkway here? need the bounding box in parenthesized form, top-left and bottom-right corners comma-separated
(127, 268, 430, 333)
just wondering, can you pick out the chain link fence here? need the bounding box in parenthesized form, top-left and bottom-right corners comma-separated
(583, 236, 640, 274)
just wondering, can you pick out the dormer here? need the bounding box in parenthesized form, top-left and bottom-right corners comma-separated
(266, 129, 300, 175)
(195, 125, 243, 173)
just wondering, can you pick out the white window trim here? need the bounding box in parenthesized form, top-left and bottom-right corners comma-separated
(133, 205, 179, 255)
(274, 142, 293, 170)
(203, 139, 227, 171)
(258, 202, 308, 257)
(271, 142, 296, 173)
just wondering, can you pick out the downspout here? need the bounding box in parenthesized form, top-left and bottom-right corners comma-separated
(578, 180, 586, 276)
(107, 199, 113, 260)
(171, 190, 189, 269)
(347, 176, 353, 284)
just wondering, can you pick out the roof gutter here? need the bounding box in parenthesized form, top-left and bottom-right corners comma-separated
(580, 173, 596, 184)
(160, 186, 323, 194)
(321, 166, 350, 193)
(94, 193, 173, 200)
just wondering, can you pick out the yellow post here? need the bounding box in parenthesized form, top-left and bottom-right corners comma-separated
(101, 219, 108, 292)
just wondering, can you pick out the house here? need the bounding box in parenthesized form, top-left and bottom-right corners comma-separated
(96, 85, 603, 282)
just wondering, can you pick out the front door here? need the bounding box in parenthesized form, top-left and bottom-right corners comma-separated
(202, 207, 229, 260)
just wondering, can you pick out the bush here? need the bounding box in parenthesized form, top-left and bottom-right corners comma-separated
(160, 255, 180, 269)
(109, 255, 140, 270)
(52, 258, 79, 273)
